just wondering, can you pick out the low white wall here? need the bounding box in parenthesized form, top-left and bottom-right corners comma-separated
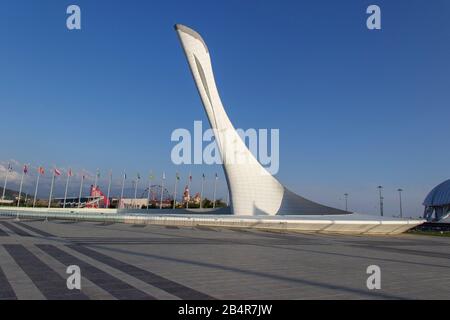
(0, 206, 230, 215)
(0, 207, 423, 235)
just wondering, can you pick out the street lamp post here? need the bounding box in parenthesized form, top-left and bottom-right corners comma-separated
(78, 174, 85, 208)
(344, 193, 349, 211)
(397, 188, 403, 218)
(200, 174, 205, 209)
(213, 173, 218, 209)
(160, 172, 165, 210)
(377, 186, 384, 217)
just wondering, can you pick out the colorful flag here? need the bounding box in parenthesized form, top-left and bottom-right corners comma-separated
(23, 165, 28, 174)
(38, 167, 45, 175)
(54, 168, 61, 176)
(68, 168, 73, 177)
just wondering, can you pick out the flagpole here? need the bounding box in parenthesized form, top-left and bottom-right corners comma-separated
(160, 172, 165, 210)
(120, 172, 125, 209)
(213, 174, 218, 208)
(106, 171, 112, 209)
(147, 171, 153, 210)
(47, 169, 56, 221)
(15, 166, 26, 221)
(173, 173, 179, 209)
(63, 170, 71, 209)
(48, 172, 55, 209)
(134, 178, 139, 209)
(33, 171, 40, 208)
(2, 163, 10, 200)
(78, 174, 84, 208)
(200, 174, 204, 209)
(94, 168, 99, 189)
(17, 169, 25, 208)
(186, 171, 191, 209)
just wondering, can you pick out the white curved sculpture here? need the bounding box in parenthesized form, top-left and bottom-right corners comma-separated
(175, 24, 349, 216)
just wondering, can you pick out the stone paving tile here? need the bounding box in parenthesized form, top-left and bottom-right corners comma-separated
(0, 266, 16, 300)
(37, 244, 155, 300)
(0, 221, 34, 237)
(67, 244, 214, 300)
(0, 225, 9, 237)
(26, 244, 116, 300)
(89, 245, 397, 299)
(0, 245, 45, 299)
(2, 244, 88, 300)
(55, 245, 179, 300)
(15, 222, 55, 238)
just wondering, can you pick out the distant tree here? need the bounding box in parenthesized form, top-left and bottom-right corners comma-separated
(202, 198, 212, 208)
(215, 199, 227, 208)
(188, 202, 201, 209)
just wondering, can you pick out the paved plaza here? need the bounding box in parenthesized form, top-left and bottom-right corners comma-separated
(0, 216, 449, 300)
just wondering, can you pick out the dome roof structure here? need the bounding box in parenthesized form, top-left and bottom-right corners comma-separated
(423, 179, 450, 207)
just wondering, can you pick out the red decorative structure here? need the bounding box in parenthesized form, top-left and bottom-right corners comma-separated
(85, 185, 109, 208)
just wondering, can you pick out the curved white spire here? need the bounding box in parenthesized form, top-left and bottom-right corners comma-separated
(175, 24, 349, 216)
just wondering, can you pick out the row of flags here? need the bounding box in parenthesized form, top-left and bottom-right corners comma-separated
(4, 163, 220, 181)
(6, 164, 60, 177)
(2, 162, 223, 209)
(119, 171, 217, 181)
(2, 163, 228, 208)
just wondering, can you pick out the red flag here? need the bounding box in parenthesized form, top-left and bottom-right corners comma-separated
(68, 169, 73, 177)
(54, 168, 61, 176)
(38, 167, 45, 175)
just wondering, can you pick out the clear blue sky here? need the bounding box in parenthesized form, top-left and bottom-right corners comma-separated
(0, 0, 449, 216)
